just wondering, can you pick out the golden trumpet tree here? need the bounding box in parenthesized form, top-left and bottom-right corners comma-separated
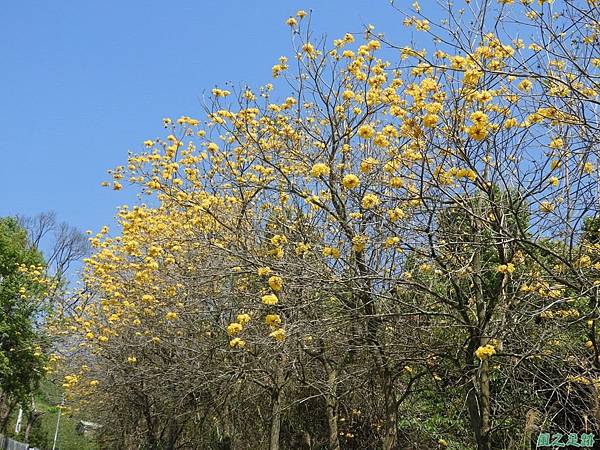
(58, 1, 600, 448)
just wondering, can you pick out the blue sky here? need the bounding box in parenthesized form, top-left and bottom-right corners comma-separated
(0, 0, 414, 234)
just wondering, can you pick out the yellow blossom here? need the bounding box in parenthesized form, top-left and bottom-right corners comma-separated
(211, 88, 230, 97)
(229, 338, 246, 349)
(518, 79, 533, 91)
(361, 193, 380, 209)
(141, 294, 155, 303)
(467, 125, 488, 141)
(342, 90, 355, 101)
(360, 157, 378, 173)
(268, 275, 284, 292)
(269, 328, 286, 341)
(389, 177, 403, 188)
(227, 322, 243, 335)
(342, 174, 360, 189)
(423, 114, 438, 128)
(262, 294, 279, 305)
(295, 242, 310, 255)
(357, 124, 375, 139)
(539, 201, 555, 213)
(385, 236, 400, 248)
(265, 314, 282, 326)
(323, 246, 341, 258)
(352, 235, 368, 253)
(388, 208, 405, 222)
(496, 263, 515, 274)
(311, 163, 331, 177)
(302, 42, 316, 56)
(270, 234, 288, 246)
(236, 314, 251, 325)
(549, 137, 564, 149)
(373, 134, 390, 148)
(258, 267, 272, 276)
(475, 344, 496, 360)
(470, 111, 489, 125)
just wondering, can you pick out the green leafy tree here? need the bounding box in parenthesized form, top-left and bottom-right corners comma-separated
(0, 217, 50, 431)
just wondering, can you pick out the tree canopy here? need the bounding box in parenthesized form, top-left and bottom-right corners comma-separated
(0, 218, 50, 420)
(55, 1, 600, 449)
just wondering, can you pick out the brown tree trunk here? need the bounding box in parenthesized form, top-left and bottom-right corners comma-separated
(466, 386, 482, 441)
(382, 408, 398, 450)
(382, 373, 398, 450)
(0, 400, 16, 433)
(269, 386, 282, 450)
(222, 403, 236, 449)
(479, 359, 492, 450)
(270, 355, 289, 450)
(466, 336, 492, 450)
(469, 219, 493, 450)
(324, 368, 341, 450)
(23, 410, 42, 443)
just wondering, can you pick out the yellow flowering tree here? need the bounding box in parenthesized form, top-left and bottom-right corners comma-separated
(57, 1, 600, 449)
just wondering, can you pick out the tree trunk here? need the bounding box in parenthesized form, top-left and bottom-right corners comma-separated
(324, 368, 341, 450)
(163, 421, 181, 450)
(270, 386, 282, 450)
(382, 373, 398, 450)
(382, 408, 397, 450)
(469, 215, 493, 450)
(479, 359, 492, 450)
(24, 421, 32, 443)
(466, 386, 483, 447)
(23, 410, 42, 443)
(466, 341, 492, 450)
(221, 403, 236, 449)
(0, 400, 16, 433)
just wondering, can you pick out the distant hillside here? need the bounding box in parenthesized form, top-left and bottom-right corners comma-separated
(6, 380, 98, 450)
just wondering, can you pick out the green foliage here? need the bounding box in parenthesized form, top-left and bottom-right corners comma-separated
(583, 216, 600, 244)
(8, 380, 99, 450)
(0, 217, 48, 403)
(396, 391, 472, 450)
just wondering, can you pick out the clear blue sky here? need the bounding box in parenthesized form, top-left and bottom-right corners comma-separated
(0, 0, 413, 234)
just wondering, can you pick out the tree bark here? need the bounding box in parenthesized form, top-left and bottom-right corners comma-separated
(479, 359, 492, 450)
(469, 209, 492, 450)
(0, 400, 16, 434)
(382, 372, 398, 450)
(221, 403, 236, 449)
(269, 386, 282, 450)
(23, 410, 42, 443)
(466, 336, 492, 450)
(466, 386, 483, 447)
(382, 408, 398, 450)
(324, 367, 341, 450)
